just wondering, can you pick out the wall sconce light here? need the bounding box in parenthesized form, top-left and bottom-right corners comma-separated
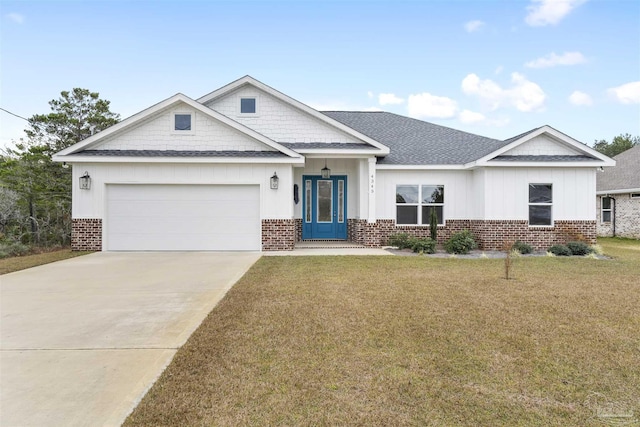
(321, 159, 331, 179)
(79, 171, 91, 190)
(270, 172, 279, 189)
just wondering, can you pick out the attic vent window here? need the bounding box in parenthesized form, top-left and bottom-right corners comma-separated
(240, 98, 256, 114)
(174, 114, 191, 131)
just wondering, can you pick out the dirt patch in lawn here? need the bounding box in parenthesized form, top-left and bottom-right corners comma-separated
(125, 240, 640, 426)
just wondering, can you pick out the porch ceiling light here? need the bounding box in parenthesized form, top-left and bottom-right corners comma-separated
(79, 171, 91, 190)
(270, 172, 279, 190)
(321, 159, 331, 179)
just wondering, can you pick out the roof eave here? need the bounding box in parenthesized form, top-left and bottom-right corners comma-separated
(52, 155, 305, 164)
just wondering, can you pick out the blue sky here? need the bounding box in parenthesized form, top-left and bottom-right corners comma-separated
(1, 0, 639, 149)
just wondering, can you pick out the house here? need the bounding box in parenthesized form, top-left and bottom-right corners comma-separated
(596, 145, 640, 239)
(53, 76, 615, 252)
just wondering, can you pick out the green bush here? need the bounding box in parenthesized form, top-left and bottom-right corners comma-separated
(410, 237, 436, 254)
(566, 241, 593, 256)
(444, 230, 478, 254)
(512, 240, 533, 254)
(0, 242, 31, 259)
(388, 233, 412, 249)
(548, 244, 572, 256)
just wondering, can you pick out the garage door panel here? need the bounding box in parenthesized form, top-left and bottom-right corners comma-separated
(106, 185, 260, 251)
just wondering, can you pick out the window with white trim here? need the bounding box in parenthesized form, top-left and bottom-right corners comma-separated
(529, 184, 552, 226)
(240, 97, 257, 114)
(601, 197, 612, 223)
(396, 185, 444, 225)
(172, 112, 195, 134)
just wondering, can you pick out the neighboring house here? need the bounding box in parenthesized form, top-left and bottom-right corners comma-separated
(53, 76, 614, 252)
(596, 145, 640, 238)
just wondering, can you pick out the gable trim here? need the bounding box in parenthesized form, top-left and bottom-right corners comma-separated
(470, 125, 615, 167)
(197, 76, 390, 155)
(53, 93, 302, 161)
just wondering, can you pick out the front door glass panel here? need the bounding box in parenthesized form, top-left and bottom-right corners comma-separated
(317, 180, 333, 222)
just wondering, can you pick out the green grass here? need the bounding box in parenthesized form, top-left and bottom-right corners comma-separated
(0, 249, 90, 275)
(125, 239, 640, 426)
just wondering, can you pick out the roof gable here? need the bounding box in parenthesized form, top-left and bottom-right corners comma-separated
(475, 125, 615, 167)
(197, 76, 389, 154)
(54, 93, 301, 161)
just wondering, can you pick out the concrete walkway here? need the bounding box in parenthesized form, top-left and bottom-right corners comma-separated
(0, 251, 260, 427)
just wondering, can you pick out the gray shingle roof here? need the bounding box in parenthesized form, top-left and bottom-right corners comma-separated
(492, 155, 596, 162)
(596, 145, 640, 192)
(322, 111, 509, 165)
(75, 150, 288, 158)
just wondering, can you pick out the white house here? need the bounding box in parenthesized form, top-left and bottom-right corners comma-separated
(53, 76, 615, 252)
(596, 145, 640, 238)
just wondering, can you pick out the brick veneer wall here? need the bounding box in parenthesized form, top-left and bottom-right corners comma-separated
(72, 218, 102, 251)
(262, 219, 297, 250)
(597, 194, 640, 239)
(347, 219, 596, 250)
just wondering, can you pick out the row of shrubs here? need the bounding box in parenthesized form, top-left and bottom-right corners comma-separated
(388, 232, 596, 257)
(0, 241, 31, 259)
(388, 230, 478, 255)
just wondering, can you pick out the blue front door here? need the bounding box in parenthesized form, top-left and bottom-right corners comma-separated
(302, 175, 347, 240)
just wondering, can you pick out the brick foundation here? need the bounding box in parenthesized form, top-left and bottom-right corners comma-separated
(347, 219, 596, 250)
(262, 219, 297, 250)
(72, 218, 102, 251)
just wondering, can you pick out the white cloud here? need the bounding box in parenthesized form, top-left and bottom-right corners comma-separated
(525, 0, 587, 26)
(464, 20, 485, 33)
(568, 90, 593, 106)
(458, 110, 486, 124)
(607, 81, 640, 104)
(462, 72, 546, 112)
(7, 13, 24, 24)
(407, 93, 458, 119)
(525, 51, 587, 68)
(367, 91, 374, 99)
(378, 93, 404, 105)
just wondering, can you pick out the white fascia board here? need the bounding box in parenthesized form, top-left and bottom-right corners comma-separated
(596, 188, 640, 195)
(197, 75, 391, 155)
(54, 93, 302, 160)
(52, 156, 305, 165)
(376, 164, 466, 170)
(474, 125, 615, 166)
(295, 149, 384, 157)
(480, 161, 612, 168)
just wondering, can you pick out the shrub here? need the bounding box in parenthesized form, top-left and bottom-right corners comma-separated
(444, 230, 477, 254)
(512, 240, 533, 254)
(388, 233, 411, 249)
(0, 242, 31, 259)
(410, 237, 436, 254)
(548, 244, 572, 256)
(566, 241, 593, 256)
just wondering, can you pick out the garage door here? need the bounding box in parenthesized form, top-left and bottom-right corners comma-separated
(106, 184, 260, 251)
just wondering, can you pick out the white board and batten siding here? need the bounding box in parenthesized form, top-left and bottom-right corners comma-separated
(105, 184, 260, 251)
(374, 167, 597, 223)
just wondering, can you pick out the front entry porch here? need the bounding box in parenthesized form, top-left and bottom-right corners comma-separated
(301, 175, 348, 240)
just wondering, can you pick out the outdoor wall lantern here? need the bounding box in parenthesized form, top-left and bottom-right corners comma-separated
(270, 172, 279, 190)
(79, 171, 91, 190)
(321, 159, 331, 179)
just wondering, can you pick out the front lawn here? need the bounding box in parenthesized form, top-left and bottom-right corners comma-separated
(0, 249, 90, 275)
(125, 239, 640, 426)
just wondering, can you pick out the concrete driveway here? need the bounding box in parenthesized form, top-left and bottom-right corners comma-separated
(0, 251, 260, 427)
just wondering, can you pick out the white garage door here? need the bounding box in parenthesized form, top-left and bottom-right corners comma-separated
(106, 184, 260, 251)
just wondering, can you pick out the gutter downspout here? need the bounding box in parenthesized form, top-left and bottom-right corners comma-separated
(607, 195, 616, 237)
